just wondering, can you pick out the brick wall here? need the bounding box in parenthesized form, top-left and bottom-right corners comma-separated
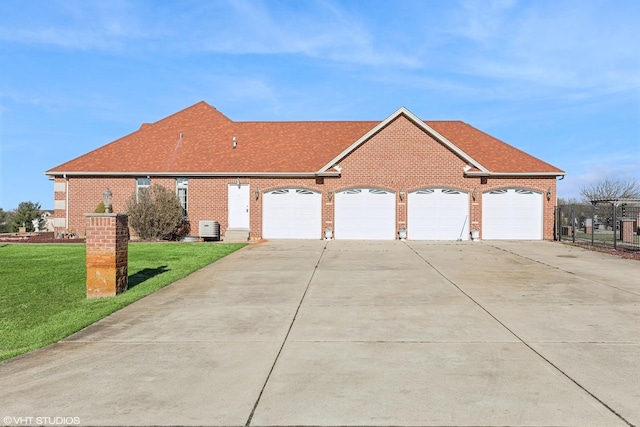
(53, 115, 558, 240)
(85, 214, 128, 298)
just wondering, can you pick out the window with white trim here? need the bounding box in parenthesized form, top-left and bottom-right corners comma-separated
(136, 177, 150, 201)
(176, 178, 188, 218)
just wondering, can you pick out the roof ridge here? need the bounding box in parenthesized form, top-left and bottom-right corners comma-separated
(425, 120, 465, 123)
(236, 119, 380, 124)
(150, 100, 232, 125)
(46, 101, 231, 173)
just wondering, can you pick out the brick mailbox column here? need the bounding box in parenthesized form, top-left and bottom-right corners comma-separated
(85, 213, 129, 298)
(619, 218, 636, 244)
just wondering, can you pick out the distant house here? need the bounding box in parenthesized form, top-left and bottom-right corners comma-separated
(46, 102, 564, 240)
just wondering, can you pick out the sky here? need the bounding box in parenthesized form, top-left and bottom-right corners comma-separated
(0, 0, 639, 210)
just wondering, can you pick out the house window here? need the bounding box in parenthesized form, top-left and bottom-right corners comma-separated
(177, 178, 188, 218)
(136, 177, 150, 201)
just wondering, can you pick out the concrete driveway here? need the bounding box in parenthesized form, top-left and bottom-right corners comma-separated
(1, 240, 639, 426)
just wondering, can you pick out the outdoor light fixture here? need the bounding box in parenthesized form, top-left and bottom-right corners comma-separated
(398, 227, 407, 240)
(546, 187, 552, 201)
(102, 188, 113, 213)
(399, 190, 405, 201)
(324, 227, 333, 240)
(237, 177, 241, 188)
(328, 191, 333, 201)
(472, 187, 478, 201)
(254, 188, 260, 200)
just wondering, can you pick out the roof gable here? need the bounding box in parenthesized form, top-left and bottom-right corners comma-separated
(319, 107, 563, 176)
(318, 107, 489, 174)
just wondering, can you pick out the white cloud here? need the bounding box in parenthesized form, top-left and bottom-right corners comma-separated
(1, 0, 638, 119)
(0, 0, 162, 52)
(448, 0, 518, 44)
(559, 157, 640, 199)
(443, 1, 640, 97)
(176, 0, 419, 67)
(4, 0, 637, 92)
(0, 0, 418, 68)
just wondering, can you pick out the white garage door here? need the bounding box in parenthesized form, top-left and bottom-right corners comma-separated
(335, 188, 395, 240)
(263, 189, 321, 239)
(482, 189, 543, 240)
(408, 189, 470, 240)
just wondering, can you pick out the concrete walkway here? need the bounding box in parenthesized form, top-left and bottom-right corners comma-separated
(1, 240, 638, 426)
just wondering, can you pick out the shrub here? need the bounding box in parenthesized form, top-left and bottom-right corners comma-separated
(126, 185, 183, 240)
(94, 201, 106, 213)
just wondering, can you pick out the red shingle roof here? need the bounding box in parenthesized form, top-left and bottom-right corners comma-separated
(427, 121, 563, 174)
(46, 101, 563, 176)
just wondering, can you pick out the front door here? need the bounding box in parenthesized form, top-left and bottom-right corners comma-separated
(228, 184, 250, 228)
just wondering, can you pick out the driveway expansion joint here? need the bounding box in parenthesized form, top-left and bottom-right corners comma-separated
(404, 241, 635, 427)
(244, 241, 329, 427)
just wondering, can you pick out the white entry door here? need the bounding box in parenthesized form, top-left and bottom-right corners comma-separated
(228, 184, 250, 228)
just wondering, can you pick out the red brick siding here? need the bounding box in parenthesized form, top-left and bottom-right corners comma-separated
(64, 177, 136, 236)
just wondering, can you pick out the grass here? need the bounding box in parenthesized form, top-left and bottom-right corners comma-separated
(574, 232, 640, 244)
(0, 242, 246, 362)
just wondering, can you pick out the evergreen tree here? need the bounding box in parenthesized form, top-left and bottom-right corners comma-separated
(9, 201, 45, 232)
(0, 208, 10, 233)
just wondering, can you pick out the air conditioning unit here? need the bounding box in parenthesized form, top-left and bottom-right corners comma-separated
(199, 220, 220, 240)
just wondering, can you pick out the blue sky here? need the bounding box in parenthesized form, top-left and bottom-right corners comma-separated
(1, 0, 638, 210)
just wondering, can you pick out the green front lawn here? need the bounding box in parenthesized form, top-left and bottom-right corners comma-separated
(0, 242, 246, 362)
(575, 232, 640, 244)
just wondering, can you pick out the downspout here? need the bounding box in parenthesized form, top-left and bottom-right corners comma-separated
(64, 174, 69, 230)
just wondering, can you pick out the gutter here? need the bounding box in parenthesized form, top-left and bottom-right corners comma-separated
(464, 171, 565, 177)
(46, 170, 565, 179)
(46, 171, 322, 178)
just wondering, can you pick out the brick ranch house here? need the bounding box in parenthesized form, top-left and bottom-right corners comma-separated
(46, 101, 564, 241)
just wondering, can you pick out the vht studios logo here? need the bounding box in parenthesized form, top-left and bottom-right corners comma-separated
(3, 416, 81, 426)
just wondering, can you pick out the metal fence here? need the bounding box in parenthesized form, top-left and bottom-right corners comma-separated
(555, 202, 640, 252)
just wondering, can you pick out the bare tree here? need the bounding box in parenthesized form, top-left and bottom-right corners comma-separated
(580, 178, 640, 202)
(126, 184, 184, 240)
(557, 197, 582, 206)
